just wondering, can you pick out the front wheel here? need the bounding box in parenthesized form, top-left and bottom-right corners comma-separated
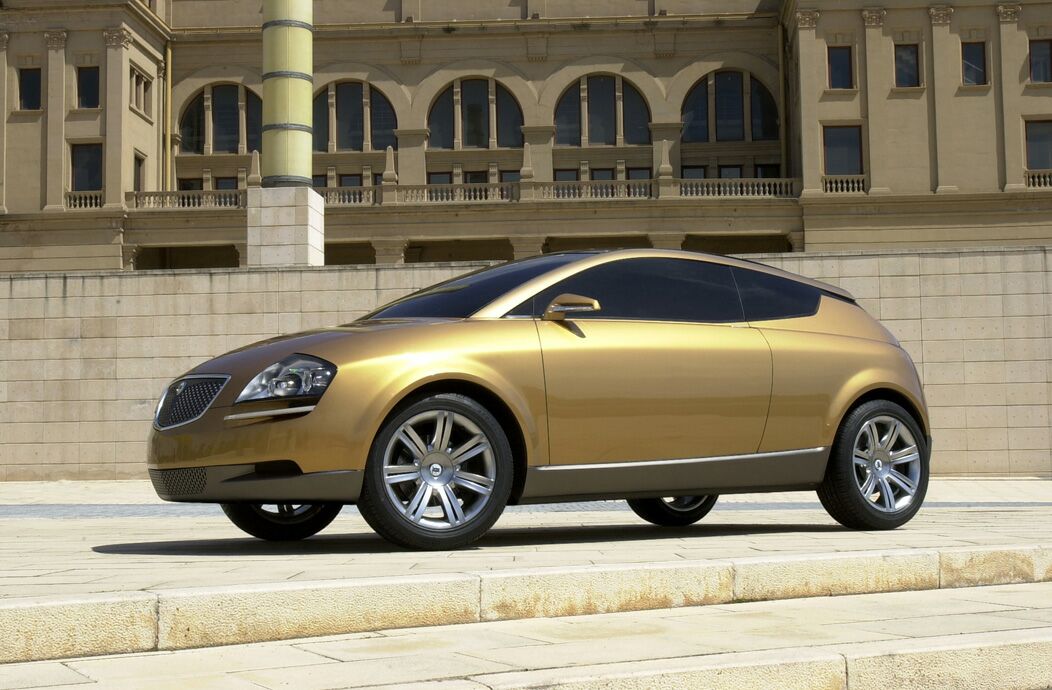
(627, 495, 719, 527)
(220, 503, 342, 541)
(817, 399, 929, 530)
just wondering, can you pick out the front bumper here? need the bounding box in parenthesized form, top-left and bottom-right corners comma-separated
(148, 463, 363, 503)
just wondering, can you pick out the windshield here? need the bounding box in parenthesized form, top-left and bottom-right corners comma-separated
(361, 253, 590, 320)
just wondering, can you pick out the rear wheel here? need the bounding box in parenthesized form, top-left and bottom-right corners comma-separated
(220, 503, 342, 541)
(627, 495, 719, 527)
(818, 399, 928, 530)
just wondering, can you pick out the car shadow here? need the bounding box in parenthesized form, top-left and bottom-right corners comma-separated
(92, 522, 845, 557)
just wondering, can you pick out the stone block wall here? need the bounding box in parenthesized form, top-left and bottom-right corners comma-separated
(0, 246, 1049, 481)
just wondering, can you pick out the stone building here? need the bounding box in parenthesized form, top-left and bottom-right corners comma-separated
(1, 0, 1051, 271)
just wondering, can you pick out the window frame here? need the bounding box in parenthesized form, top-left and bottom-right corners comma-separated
(962, 41, 988, 86)
(1025, 120, 1052, 171)
(18, 68, 42, 111)
(70, 142, 104, 192)
(894, 43, 922, 88)
(76, 66, 101, 110)
(1030, 39, 1052, 83)
(827, 45, 855, 90)
(822, 125, 864, 176)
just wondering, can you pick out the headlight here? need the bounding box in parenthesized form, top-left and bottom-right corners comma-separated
(235, 355, 337, 403)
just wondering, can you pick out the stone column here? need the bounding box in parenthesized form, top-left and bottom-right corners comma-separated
(510, 237, 545, 260)
(44, 30, 67, 212)
(103, 28, 130, 209)
(929, 5, 959, 193)
(650, 122, 683, 178)
(997, 4, 1026, 191)
(862, 8, 892, 194)
(796, 10, 824, 196)
(373, 238, 407, 264)
(649, 233, 685, 250)
(521, 125, 554, 181)
(393, 128, 428, 185)
(0, 32, 9, 213)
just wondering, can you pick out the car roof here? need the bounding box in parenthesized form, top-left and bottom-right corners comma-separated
(472, 248, 853, 319)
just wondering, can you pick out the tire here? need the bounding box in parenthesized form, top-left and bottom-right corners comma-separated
(220, 502, 342, 541)
(627, 495, 719, 527)
(817, 399, 929, 530)
(357, 393, 514, 550)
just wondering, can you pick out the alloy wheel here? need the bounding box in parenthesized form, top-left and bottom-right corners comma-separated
(852, 415, 922, 513)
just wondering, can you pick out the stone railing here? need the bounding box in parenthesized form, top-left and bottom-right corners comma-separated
(536, 179, 655, 200)
(1025, 170, 1052, 189)
(822, 175, 868, 194)
(65, 191, 105, 210)
(680, 178, 797, 198)
(127, 190, 247, 209)
(396, 182, 519, 204)
(320, 186, 376, 206)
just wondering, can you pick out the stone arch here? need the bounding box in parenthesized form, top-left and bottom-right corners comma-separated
(314, 61, 412, 127)
(539, 56, 669, 122)
(665, 52, 780, 114)
(172, 65, 262, 122)
(409, 59, 538, 125)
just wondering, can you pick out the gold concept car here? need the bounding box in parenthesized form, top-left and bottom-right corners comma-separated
(148, 249, 931, 549)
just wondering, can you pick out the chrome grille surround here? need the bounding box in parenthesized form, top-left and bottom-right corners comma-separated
(154, 375, 230, 430)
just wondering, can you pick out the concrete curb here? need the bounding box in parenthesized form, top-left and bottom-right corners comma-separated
(467, 628, 1052, 690)
(3, 543, 1051, 664)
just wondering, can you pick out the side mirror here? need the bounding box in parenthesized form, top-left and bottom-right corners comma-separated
(542, 293, 601, 321)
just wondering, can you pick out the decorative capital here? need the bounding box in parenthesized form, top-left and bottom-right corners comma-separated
(157, 60, 166, 79)
(796, 9, 820, 29)
(861, 8, 886, 28)
(44, 30, 67, 49)
(997, 4, 1021, 22)
(928, 5, 954, 25)
(103, 27, 132, 48)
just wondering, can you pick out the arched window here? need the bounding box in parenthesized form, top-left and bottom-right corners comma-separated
(178, 84, 263, 155)
(180, 94, 205, 154)
(554, 75, 651, 147)
(246, 91, 262, 153)
(427, 79, 524, 150)
(312, 82, 399, 152)
(681, 71, 780, 144)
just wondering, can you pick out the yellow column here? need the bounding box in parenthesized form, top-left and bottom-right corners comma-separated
(261, 0, 314, 187)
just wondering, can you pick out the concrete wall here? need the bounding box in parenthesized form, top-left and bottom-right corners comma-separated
(0, 246, 1049, 481)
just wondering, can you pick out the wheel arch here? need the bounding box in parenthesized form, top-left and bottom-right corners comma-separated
(838, 386, 930, 444)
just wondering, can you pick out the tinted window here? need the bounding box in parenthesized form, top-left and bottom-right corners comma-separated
(211, 85, 239, 153)
(370, 87, 398, 150)
(312, 91, 329, 152)
(587, 76, 616, 145)
(461, 79, 489, 149)
(750, 78, 779, 141)
(732, 268, 822, 321)
(622, 81, 651, 145)
(1031, 40, 1051, 82)
(682, 78, 708, 143)
(428, 88, 454, 149)
(180, 95, 205, 153)
(18, 68, 41, 110)
(555, 82, 582, 146)
(496, 84, 524, 148)
(364, 254, 587, 319)
(715, 72, 744, 141)
(336, 82, 364, 151)
(1026, 121, 1052, 170)
(516, 258, 744, 324)
(828, 46, 854, 89)
(246, 91, 263, 154)
(71, 144, 103, 191)
(77, 67, 100, 109)
(962, 43, 987, 85)
(895, 44, 920, 88)
(824, 126, 863, 175)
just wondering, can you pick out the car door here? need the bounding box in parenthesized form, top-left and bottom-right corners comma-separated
(527, 257, 773, 466)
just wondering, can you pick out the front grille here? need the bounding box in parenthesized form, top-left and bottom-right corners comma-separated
(155, 377, 227, 429)
(149, 467, 207, 496)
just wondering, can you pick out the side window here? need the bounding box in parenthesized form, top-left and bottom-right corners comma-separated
(515, 258, 744, 323)
(732, 268, 822, 321)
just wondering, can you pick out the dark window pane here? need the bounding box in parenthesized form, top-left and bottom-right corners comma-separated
(962, 43, 987, 85)
(682, 166, 706, 179)
(500, 170, 521, 183)
(715, 71, 744, 141)
(756, 163, 781, 178)
(681, 78, 708, 143)
(733, 268, 822, 321)
(71, 144, 103, 191)
(214, 177, 238, 190)
(370, 87, 398, 150)
(211, 85, 239, 153)
(587, 75, 616, 145)
(312, 175, 328, 188)
(719, 166, 742, 179)
(18, 68, 41, 110)
(428, 172, 452, 185)
(496, 84, 523, 148)
(428, 87, 454, 149)
(339, 174, 362, 187)
(522, 258, 744, 323)
(312, 91, 329, 152)
(77, 67, 100, 109)
(555, 82, 582, 146)
(464, 171, 488, 183)
(461, 79, 490, 148)
(133, 156, 145, 193)
(246, 91, 262, 154)
(373, 173, 384, 186)
(178, 178, 203, 191)
(895, 44, 921, 87)
(180, 94, 205, 153)
(627, 168, 651, 180)
(823, 126, 863, 175)
(623, 81, 651, 144)
(828, 46, 854, 89)
(750, 78, 779, 140)
(1031, 41, 1052, 82)
(366, 253, 587, 319)
(555, 169, 579, 181)
(1026, 121, 1052, 170)
(590, 169, 614, 181)
(336, 82, 364, 150)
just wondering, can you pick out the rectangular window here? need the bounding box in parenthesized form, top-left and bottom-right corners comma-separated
(1031, 40, 1052, 82)
(211, 84, 239, 153)
(587, 75, 616, 145)
(133, 155, 145, 193)
(499, 170, 521, 183)
(18, 68, 42, 110)
(962, 42, 987, 85)
(590, 169, 615, 181)
(827, 46, 854, 89)
(627, 168, 652, 180)
(715, 71, 744, 141)
(895, 44, 921, 88)
(178, 178, 203, 191)
(311, 175, 328, 188)
(719, 165, 743, 179)
(213, 177, 238, 190)
(464, 171, 489, 184)
(428, 172, 452, 185)
(1026, 121, 1052, 170)
(336, 82, 364, 151)
(460, 80, 490, 149)
(823, 126, 864, 175)
(373, 172, 385, 187)
(339, 174, 362, 187)
(130, 68, 152, 116)
(755, 164, 781, 178)
(71, 144, 103, 192)
(77, 67, 100, 109)
(554, 169, 580, 182)
(681, 166, 706, 179)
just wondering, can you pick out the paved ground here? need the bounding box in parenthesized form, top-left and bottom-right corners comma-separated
(3, 582, 1051, 689)
(0, 480, 1050, 599)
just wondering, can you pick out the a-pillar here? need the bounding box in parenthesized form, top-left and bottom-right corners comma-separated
(929, 5, 959, 193)
(997, 4, 1026, 191)
(862, 8, 892, 194)
(103, 28, 131, 208)
(43, 30, 67, 212)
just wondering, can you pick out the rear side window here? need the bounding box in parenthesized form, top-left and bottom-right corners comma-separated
(732, 268, 822, 321)
(514, 258, 744, 323)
